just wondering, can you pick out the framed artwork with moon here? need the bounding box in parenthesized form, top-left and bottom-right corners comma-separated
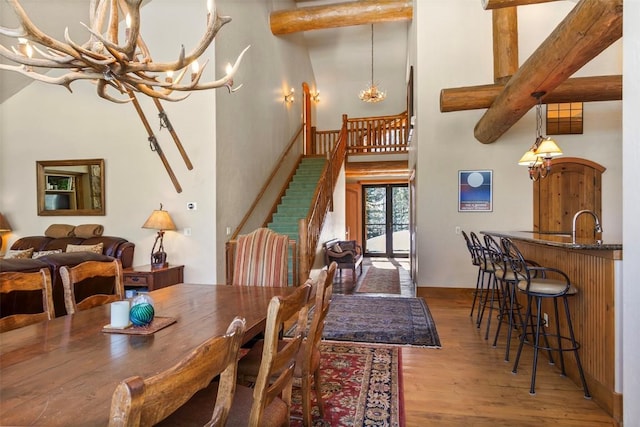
(458, 170, 493, 212)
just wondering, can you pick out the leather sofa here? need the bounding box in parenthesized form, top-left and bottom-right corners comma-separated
(323, 238, 363, 281)
(9, 235, 134, 268)
(1, 236, 135, 317)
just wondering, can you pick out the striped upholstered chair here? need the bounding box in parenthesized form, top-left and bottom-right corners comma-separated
(230, 228, 295, 287)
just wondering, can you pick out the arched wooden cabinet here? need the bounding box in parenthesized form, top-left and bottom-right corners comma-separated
(533, 157, 606, 238)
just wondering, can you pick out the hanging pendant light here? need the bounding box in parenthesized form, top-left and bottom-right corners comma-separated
(518, 91, 563, 181)
(359, 24, 386, 103)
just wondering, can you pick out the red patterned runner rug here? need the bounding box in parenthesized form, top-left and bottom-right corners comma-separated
(356, 264, 401, 294)
(290, 341, 404, 427)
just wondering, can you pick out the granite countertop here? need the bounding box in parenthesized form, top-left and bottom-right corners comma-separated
(481, 230, 623, 251)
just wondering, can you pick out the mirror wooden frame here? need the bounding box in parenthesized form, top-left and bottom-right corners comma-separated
(36, 159, 105, 216)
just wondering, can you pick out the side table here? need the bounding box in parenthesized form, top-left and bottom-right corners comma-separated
(123, 264, 184, 292)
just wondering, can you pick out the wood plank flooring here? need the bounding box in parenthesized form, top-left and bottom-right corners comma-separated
(332, 258, 616, 426)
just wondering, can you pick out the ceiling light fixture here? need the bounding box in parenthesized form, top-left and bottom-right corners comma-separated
(359, 24, 386, 103)
(518, 91, 563, 181)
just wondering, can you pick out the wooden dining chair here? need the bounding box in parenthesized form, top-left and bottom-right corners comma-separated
(161, 284, 311, 427)
(236, 262, 336, 426)
(230, 227, 296, 287)
(0, 268, 55, 333)
(109, 316, 246, 427)
(60, 259, 125, 314)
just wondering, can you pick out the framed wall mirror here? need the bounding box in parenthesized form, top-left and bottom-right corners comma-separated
(37, 159, 105, 216)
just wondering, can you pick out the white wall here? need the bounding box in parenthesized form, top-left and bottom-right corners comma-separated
(212, 0, 317, 283)
(414, 0, 622, 288)
(623, 0, 640, 423)
(0, 1, 218, 283)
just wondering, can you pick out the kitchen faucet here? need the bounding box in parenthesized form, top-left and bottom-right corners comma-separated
(572, 210, 602, 244)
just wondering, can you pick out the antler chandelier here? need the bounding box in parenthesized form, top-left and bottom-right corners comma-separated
(0, 0, 250, 194)
(359, 24, 386, 103)
(0, 0, 249, 102)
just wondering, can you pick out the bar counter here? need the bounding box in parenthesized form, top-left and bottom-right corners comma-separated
(482, 230, 623, 423)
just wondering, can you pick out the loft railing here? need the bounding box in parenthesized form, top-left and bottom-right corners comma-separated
(311, 111, 409, 156)
(298, 122, 348, 283)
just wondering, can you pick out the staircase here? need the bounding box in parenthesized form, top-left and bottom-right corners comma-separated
(268, 156, 326, 242)
(268, 157, 327, 283)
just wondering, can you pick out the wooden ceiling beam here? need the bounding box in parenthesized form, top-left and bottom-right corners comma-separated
(482, 0, 562, 9)
(492, 7, 519, 83)
(473, 0, 622, 144)
(270, 0, 412, 35)
(440, 75, 622, 112)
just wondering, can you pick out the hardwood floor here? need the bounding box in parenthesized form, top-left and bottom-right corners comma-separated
(332, 258, 616, 426)
(403, 288, 615, 426)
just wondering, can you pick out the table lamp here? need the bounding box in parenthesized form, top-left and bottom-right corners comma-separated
(0, 212, 12, 253)
(142, 204, 176, 269)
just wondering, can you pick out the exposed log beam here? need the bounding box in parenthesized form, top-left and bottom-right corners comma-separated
(482, 0, 562, 9)
(473, 0, 622, 144)
(440, 75, 622, 112)
(492, 7, 519, 83)
(270, 0, 412, 35)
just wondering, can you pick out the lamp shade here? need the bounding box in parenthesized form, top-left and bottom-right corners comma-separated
(535, 137, 563, 158)
(518, 149, 540, 166)
(0, 213, 11, 232)
(142, 207, 176, 231)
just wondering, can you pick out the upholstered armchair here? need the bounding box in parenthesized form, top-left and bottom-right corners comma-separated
(227, 228, 296, 287)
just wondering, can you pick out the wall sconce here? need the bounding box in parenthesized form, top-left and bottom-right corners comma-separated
(310, 91, 320, 103)
(518, 91, 563, 181)
(284, 88, 295, 104)
(142, 204, 177, 269)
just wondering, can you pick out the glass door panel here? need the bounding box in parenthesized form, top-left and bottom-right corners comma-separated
(363, 184, 409, 257)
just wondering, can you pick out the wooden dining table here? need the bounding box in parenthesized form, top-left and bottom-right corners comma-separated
(0, 283, 297, 426)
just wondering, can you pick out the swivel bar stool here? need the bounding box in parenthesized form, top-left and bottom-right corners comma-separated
(483, 234, 523, 357)
(504, 238, 591, 398)
(472, 232, 502, 336)
(461, 230, 483, 320)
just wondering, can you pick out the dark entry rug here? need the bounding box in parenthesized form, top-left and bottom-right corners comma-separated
(290, 342, 403, 427)
(323, 295, 441, 348)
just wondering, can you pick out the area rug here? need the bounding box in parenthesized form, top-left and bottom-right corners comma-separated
(356, 264, 401, 294)
(323, 295, 441, 347)
(290, 342, 403, 427)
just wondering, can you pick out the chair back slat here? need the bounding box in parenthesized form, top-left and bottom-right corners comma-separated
(109, 317, 246, 427)
(0, 268, 55, 332)
(60, 259, 124, 314)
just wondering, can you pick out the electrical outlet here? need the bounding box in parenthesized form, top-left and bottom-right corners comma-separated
(543, 312, 549, 327)
(455, 226, 461, 235)
(184, 227, 192, 236)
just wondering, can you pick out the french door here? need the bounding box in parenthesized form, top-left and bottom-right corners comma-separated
(362, 184, 409, 257)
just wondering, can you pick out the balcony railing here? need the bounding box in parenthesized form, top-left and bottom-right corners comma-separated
(312, 111, 409, 156)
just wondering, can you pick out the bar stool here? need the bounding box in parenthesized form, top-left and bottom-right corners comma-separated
(472, 232, 502, 337)
(483, 235, 523, 357)
(461, 231, 483, 319)
(504, 239, 591, 398)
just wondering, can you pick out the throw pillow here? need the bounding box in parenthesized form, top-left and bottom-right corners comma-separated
(33, 249, 63, 259)
(74, 224, 104, 238)
(44, 224, 75, 238)
(333, 244, 343, 253)
(3, 248, 35, 259)
(66, 243, 104, 255)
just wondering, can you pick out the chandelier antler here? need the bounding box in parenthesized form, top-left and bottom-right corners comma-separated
(0, 0, 250, 103)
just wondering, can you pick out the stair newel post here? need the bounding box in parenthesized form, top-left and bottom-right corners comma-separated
(298, 218, 309, 286)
